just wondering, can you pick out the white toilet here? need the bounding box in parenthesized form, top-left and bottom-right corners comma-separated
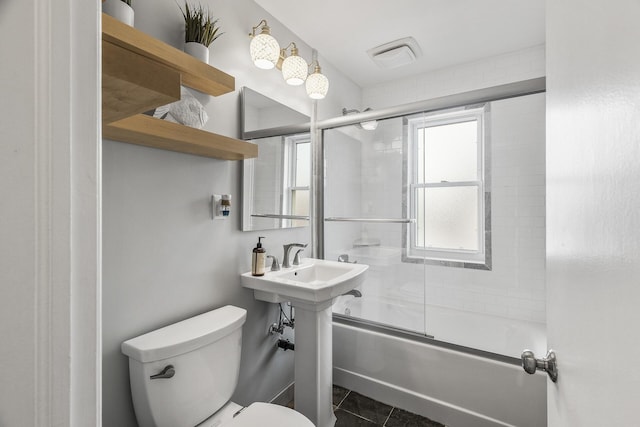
(121, 305, 313, 427)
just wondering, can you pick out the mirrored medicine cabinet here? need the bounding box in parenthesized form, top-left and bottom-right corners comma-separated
(240, 87, 312, 231)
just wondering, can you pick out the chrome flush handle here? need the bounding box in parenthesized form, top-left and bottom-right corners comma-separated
(521, 349, 558, 382)
(150, 364, 175, 380)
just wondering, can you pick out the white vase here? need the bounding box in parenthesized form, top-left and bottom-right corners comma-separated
(102, 0, 134, 27)
(184, 42, 209, 64)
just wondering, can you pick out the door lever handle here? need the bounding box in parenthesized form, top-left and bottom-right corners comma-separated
(150, 364, 175, 380)
(521, 349, 558, 382)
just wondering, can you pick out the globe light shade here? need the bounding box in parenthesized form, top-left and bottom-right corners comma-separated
(250, 32, 280, 70)
(306, 70, 329, 99)
(282, 54, 308, 86)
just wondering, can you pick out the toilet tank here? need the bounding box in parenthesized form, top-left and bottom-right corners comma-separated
(121, 305, 247, 427)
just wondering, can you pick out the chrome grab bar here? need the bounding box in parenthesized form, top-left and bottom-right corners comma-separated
(325, 217, 416, 224)
(251, 213, 310, 220)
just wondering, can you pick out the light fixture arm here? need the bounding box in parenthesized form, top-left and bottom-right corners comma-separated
(308, 59, 322, 72)
(249, 19, 270, 37)
(277, 42, 300, 70)
(280, 42, 298, 56)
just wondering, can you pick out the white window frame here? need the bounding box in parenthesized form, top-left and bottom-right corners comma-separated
(403, 105, 491, 269)
(282, 133, 311, 227)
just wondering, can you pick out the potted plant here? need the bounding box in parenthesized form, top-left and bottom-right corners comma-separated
(103, 0, 134, 27)
(180, 2, 223, 64)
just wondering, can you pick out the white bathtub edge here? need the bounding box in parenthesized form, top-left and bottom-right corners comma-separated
(334, 367, 516, 427)
(333, 321, 546, 427)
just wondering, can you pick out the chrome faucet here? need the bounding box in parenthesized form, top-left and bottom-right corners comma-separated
(282, 243, 307, 268)
(266, 255, 280, 271)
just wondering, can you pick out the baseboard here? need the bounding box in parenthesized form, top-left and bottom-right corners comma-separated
(269, 382, 295, 407)
(333, 368, 516, 427)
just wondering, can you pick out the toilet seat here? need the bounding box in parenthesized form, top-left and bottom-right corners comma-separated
(222, 402, 314, 427)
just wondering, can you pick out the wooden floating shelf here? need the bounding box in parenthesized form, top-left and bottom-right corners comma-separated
(102, 13, 256, 160)
(103, 41, 181, 124)
(102, 13, 234, 97)
(104, 115, 257, 161)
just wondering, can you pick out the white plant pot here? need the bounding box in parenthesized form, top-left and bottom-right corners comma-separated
(184, 42, 209, 64)
(102, 0, 134, 27)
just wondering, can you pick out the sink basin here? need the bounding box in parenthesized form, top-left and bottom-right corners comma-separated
(241, 258, 368, 305)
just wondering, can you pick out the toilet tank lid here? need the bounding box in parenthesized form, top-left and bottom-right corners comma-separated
(121, 305, 247, 363)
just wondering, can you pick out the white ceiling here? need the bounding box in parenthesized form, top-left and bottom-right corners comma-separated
(255, 0, 545, 88)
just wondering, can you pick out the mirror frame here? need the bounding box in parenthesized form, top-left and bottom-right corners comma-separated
(240, 87, 311, 140)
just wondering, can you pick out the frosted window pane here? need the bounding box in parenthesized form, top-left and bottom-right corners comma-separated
(292, 189, 309, 227)
(416, 187, 479, 251)
(295, 142, 310, 187)
(419, 120, 478, 183)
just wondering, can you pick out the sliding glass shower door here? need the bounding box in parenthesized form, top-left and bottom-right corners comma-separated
(324, 117, 427, 336)
(324, 92, 547, 360)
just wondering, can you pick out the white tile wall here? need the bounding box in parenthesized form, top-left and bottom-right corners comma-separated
(251, 137, 283, 230)
(422, 93, 546, 325)
(324, 127, 364, 260)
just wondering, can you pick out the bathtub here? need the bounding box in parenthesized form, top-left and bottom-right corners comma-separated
(332, 297, 547, 427)
(332, 295, 547, 358)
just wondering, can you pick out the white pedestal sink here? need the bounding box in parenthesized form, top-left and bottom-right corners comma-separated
(241, 258, 368, 427)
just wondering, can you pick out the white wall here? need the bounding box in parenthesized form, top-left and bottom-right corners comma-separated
(363, 44, 545, 109)
(101, 1, 361, 426)
(546, 0, 640, 425)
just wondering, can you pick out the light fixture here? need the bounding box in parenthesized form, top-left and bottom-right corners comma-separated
(306, 60, 329, 99)
(249, 20, 280, 69)
(280, 43, 308, 86)
(248, 20, 329, 99)
(342, 107, 378, 130)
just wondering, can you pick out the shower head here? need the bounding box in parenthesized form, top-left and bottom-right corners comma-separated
(341, 107, 378, 131)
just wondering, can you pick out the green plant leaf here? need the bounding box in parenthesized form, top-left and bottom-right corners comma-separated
(179, 2, 224, 46)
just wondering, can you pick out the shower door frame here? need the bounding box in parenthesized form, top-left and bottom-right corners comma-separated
(310, 77, 546, 363)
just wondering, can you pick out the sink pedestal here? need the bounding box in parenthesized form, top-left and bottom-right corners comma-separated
(292, 300, 335, 427)
(240, 258, 369, 427)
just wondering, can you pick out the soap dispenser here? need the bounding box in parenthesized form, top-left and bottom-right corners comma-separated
(252, 237, 266, 276)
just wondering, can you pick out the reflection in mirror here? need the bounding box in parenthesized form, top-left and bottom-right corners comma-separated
(242, 133, 311, 231)
(240, 87, 310, 139)
(240, 87, 312, 231)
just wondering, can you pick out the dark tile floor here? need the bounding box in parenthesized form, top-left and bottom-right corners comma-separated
(281, 385, 445, 427)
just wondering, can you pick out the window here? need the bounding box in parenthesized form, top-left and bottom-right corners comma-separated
(405, 106, 490, 268)
(283, 134, 311, 227)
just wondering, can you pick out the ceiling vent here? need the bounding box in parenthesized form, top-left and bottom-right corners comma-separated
(367, 37, 422, 69)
